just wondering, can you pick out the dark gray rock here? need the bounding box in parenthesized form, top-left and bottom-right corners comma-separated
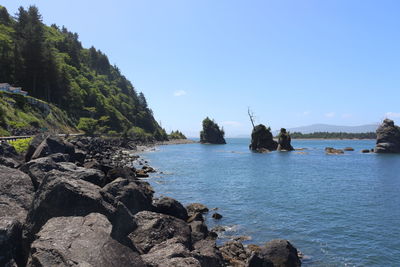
(20, 157, 105, 189)
(0, 166, 34, 222)
(212, 212, 223, 220)
(191, 239, 224, 267)
(101, 178, 153, 215)
(25, 135, 46, 162)
(249, 124, 278, 152)
(141, 237, 196, 267)
(28, 213, 145, 267)
(186, 203, 209, 217)
(0, 141, 18, 158)
(325, 147, 344, 154)
(0, 218, 23, 267)
(106, 166, 137, 184)
(153, 197, 189, 221)
(128, 211, 191, 254)
(277, 128, 294, 151)
(375, 119, 400, 153)
(254, 239, 301, 267)
(30, 135, 76, 161)
(247, 252, 273, 267)
(0, 157, 20, 168)
(219, 241, 250, 267)
(25, 171, 136, 240)
(189, 220, 209, 244)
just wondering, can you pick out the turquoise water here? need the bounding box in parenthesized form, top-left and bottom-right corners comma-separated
(141, 139, 400, 266)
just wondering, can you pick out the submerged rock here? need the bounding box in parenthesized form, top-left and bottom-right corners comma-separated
(343, 147, 354, 151)
(200, 117, 226, 144)
(277, 128, 294, 151)
(375, 119, 400, 153)
(249, 124, 278, 152)
(325, 147, 344, 154)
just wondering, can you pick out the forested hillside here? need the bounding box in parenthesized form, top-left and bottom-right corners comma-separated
(0, 5, 167, 140)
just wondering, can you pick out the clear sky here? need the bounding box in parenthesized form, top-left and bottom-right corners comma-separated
(3, 0, 400, 137)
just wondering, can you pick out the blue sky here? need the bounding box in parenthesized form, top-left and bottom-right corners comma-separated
(3, 0, 400, 137)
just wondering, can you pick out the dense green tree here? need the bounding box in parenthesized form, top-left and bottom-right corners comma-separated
(0, 5, 167, 140)
(200, 117, 226, 144)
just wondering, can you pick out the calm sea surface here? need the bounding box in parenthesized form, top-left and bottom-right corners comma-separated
(140, 138, 400, 266)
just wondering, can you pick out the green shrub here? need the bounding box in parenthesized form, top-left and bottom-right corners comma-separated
(77, 117, 98, 136)
(9, 137, 33, 153)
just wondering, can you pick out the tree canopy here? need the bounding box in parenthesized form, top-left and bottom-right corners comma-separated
(0, 5, 167, 140)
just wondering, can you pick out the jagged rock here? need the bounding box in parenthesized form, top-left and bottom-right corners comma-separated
(25, 134, 47, 162)
(200, 117, 226, 144)
(0, 156, 20, 168)
(141, 237, 194, 267)
(219, 241, 250, 267)
(277, 128, 294, 151)
(0, 218, 23, 267)
(375, 119, 400, 153)
(136, 169, 149, 177)
(30, 136, 73, 160)
(71, 148, 86, 164)
(106, 166, 136, 184)
(249, 124, 278, 152)
(101, 178, 153, 215)
(28, 213, 145, 267)
(191, 239, 224, 267)
(84, 159, 113, 174)
(0, 141, 18, 158)
(0, 166, 34, 222)
(190, 220, 209, 243)
(250, 239, 301, 267)
(325, 147, 344, 154)
(128, 211, 191, 254)
(187, 212, 205, 223)
(212, 212, 223, 219)
(186, 203, 209, 216)
(153, 197, 189, 221)
(20, 157, 106, 189)
(25, 170, 136, 240)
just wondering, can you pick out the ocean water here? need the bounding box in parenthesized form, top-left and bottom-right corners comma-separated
(141, 138, 400, 266)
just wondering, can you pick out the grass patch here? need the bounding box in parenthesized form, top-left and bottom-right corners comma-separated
(9, 137, 33, 153)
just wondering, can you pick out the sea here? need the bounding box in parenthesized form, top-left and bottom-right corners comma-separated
(140, 138, 400, 267)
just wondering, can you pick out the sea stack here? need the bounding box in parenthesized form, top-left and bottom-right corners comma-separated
(249, 124, 278, 152)
(375, 119, 400, 153)
(277, 128, 294, 151)
(200, 117, 226, 144)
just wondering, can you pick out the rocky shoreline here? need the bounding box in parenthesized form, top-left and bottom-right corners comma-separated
(0, 135, 301, 267)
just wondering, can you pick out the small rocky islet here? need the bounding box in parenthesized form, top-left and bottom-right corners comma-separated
(0, 134, 301, 267)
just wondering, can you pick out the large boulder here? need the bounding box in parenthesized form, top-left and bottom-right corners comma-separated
(200, 117, 226, 144)
(250, 239, 301, 267)
(25, 170, 135, 239)
(128, 211, 192, 254)
(375, 119, 400, 153)
(153, 197, 188, 221)
(101, 178, 153, 215)
(191, 239, 224, 267)
(219, 241, 250, 267)
(25, 134, 46, 162)
(20, 157, 105, 189)
(29, 135, 76, 162)
(141, 237, 197, 267)
(0, 166, 35, 222)
(28, 213, 145, 267)
(277, 128, 294, 151)
(0, 218, 23, 267)
(0, 142, 18, 158)
(249, 124, 278, 152)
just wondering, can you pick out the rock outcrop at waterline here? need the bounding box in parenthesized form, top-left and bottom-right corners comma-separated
(277, 128, 294, 151)
(375, 119, 400, 153)
(249, 124, 278, 152)
(0, 135, 301, 266)
(200, 117, 226, 144)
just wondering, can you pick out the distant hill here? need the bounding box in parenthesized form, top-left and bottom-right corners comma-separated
(278, 123, 379, 134)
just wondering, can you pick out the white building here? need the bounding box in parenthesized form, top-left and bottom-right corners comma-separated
(0, 83, 28, 96)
